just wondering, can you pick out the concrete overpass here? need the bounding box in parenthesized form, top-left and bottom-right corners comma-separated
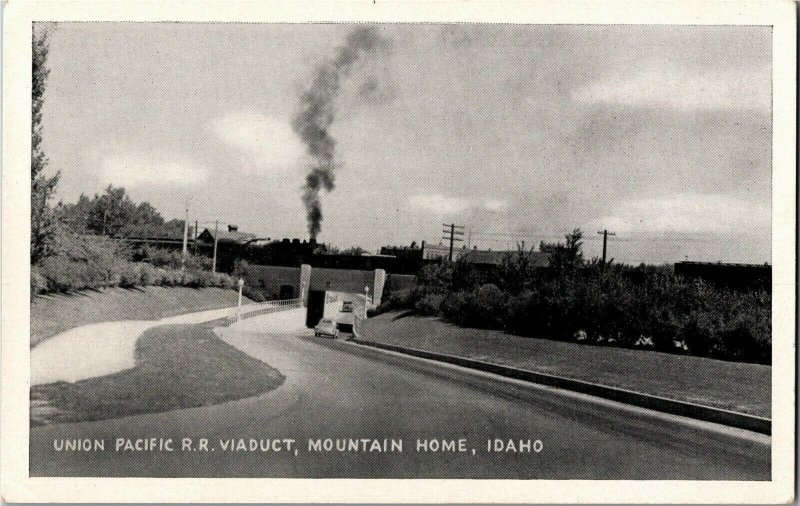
(241, 263, 389, 327)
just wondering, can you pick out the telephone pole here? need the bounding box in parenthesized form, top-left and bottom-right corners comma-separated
(597, 229, 616, 267)
(212, 220, 219, 273)
(181, 200, 190, 271)
(442, 223, 465, 261)
(193, 220, 199, 255)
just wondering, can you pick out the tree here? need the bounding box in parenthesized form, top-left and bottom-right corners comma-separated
(31, 24, 60, 264)
(540, 228, 584, 273)
(499, 244, 538, 294)
(89, 185, 137, 235)
(59, 185, 184, 238)
(340, 246, 366, 256)
(321, 245, 366, 256)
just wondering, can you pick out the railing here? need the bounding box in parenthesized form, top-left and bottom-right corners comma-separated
(224, 298, 302, 326)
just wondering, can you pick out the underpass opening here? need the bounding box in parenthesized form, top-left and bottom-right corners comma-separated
(305, 290, 327, 328)
(279, 285, 295, 300)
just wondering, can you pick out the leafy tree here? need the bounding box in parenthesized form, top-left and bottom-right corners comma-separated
(540, 228, 584, 273)
(320, 245, 366, 256)
(58, 185, 185, 238)
(340, 246, 366, 256)
(416, 260, 453, 292)
(31, 24, 60, 264)
(499, 244, 539, 294)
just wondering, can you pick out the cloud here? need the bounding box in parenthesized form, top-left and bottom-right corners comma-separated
(408, 193, 509, 214)
(482, 198, 509, 212)
(99, 154, 207, 187)
(409, 194, 469, 214)
(572, 64, 770, 112)
(207, 113, 305, 174)
(590, 193, 769, 235)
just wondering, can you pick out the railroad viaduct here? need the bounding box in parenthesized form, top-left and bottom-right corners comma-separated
(240, 263, 414, 328)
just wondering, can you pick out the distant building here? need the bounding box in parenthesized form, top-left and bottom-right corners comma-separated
(197, 225, 256, 245)
(195, 225, 257, 272)
(382, 239, 552, 270)
(421, 242, 469, 262)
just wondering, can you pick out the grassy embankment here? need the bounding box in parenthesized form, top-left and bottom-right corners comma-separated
(362, 312, 770, 418)
(31, 322, 284, 426)
(30, 286, 280, 426)
(31, 286, 252, 347)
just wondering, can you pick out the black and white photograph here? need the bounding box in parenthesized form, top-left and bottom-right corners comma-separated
(1, 0, 795, 503)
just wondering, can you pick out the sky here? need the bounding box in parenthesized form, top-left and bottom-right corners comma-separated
(41, 23, 772, 264)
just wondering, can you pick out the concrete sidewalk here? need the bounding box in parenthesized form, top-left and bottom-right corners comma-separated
(32, 305, 256, 385)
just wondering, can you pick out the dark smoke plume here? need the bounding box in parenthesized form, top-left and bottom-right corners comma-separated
(292, 26, 386, 239)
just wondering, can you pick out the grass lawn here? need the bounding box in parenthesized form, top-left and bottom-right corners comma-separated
(363, 312, 770, 418)
(31, 286, 252, 347)
(31, 322, 284, 426)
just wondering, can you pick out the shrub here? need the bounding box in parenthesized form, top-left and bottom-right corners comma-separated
(506, 289, 546, 337)
(39, 256, 92, 292)
(33, 225, 241, 295)
(34, 254, 239, 294)
(716, 294, 771, 363)
(469, 284, 507, 328)
(136, 246, 211, 271)
(440, 291, 472, 325)
(374, 287, 416, 314)
(118, 263, 142, 288)
(242, 285, 267, 302)
(138, 263, 161, 286)
(416, 257, 771, 363)
(414, 293, 444, 316)
(30, 266, 48, 296)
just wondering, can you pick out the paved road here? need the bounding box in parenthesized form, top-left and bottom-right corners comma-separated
(30, 313, 770, 479)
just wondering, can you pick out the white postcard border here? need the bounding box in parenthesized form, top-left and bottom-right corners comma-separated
(2, 1, 795, 503)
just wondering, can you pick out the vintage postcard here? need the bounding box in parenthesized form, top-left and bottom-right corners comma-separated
(1, 0, 796, 503)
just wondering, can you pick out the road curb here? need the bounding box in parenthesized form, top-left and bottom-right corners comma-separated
(350, 338, 771, 435)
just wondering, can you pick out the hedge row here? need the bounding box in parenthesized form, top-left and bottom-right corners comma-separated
(133, 245, 213, 271)
(376, 262, 771, 364)
(31, 231, 238, 295)
(32, 255, 237, 295)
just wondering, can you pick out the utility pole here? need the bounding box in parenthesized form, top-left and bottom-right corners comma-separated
(212, 220, 219, 273)
(597, 229, 616, 267)
(181, 200, 190, 271)
(442, 223, 465, 261)
(193, 220, 199, 255)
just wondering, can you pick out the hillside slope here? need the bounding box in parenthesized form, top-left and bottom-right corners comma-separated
(31, 286, 252, 347)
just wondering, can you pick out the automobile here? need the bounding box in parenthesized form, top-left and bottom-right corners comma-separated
(341, 301, 353, 313)
(314, 318, 339, 339)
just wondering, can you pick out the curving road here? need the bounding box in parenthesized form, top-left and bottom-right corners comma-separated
(30, 311, 770, 479)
